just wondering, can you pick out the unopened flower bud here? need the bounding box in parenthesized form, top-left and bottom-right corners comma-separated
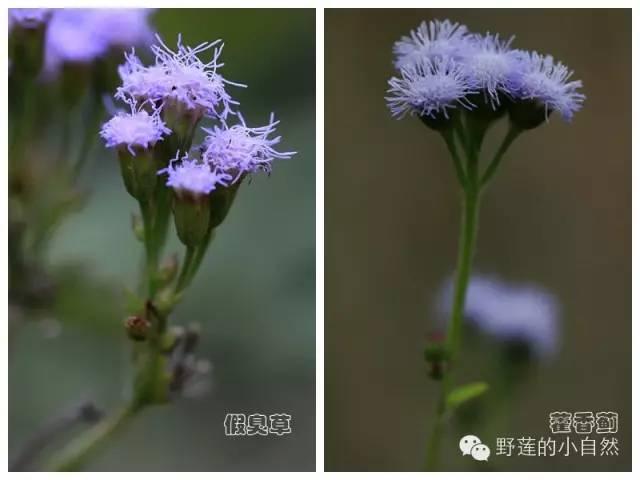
(125, 315, 151, 341)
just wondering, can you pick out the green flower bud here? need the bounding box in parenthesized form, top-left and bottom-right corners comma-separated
(125, 315, 151, 342)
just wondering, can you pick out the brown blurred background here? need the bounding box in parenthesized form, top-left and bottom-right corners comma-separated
(325, 9, 630, 471)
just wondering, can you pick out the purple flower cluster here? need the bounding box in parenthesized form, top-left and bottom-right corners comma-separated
(117, 34, 245, 120)
(386, 19, 585, 122)
(102, 34, 294, 196)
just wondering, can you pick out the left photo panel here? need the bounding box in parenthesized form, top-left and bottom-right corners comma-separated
(8, 8, 316, 471)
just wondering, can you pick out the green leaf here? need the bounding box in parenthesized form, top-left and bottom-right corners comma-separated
(446, 382, 489, 410)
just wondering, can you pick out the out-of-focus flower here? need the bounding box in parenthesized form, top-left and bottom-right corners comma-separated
(436, 275, 561, 359)
(386, 57, 478, 119)
(160, 154, 231, 196)
(9, 8, 52, 30)
(201, 113, 296, 182)
(512, 51, 585, 122)
(44, 9, 154, 76)
(393, 19, 470, 71)
(100, 100, 171, 155)
(117, 34, 245, 120)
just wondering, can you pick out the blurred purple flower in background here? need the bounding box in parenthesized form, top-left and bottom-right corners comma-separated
(436, 274, 561, 359)
(43, 9, 154, 77)
(9, 8, 52, 30)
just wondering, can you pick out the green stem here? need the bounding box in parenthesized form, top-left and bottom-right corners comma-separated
(175, 245, 196, 294)
(175, 228, 214, 295)
(424, 376, 450, 471)
(139, 200, 158, 296)
(446, 186, 480, 360)
(424, 140, 482, 471)
(441, 129, 466, 187)
(480, 124, 521, 188)
(46, 404, 138, 472)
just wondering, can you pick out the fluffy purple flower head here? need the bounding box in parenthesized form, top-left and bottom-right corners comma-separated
(436, 275, 561, 359)
(160, 153, 232, 195)
(100, 100, 171, 155)
(386, 57, 478, 119)
(393, 19, 470, 71)
(513, 51, 585, 121)
(44, 9, 153, 76)
(201, 113, 296, 181)
(117, 34, 245, 119)
(461, 33, 523, 106)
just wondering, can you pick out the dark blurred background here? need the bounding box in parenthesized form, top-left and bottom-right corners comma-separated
(9, 9, 315, 471)
(325, 9, 630, 471)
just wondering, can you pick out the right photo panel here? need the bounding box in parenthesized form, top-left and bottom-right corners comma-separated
(325, 8, 631, 472)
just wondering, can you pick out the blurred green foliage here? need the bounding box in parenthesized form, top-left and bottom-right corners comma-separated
(9, 8, 315, 471)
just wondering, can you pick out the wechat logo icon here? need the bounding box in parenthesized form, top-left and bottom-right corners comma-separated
(459, 434, 490, 461)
